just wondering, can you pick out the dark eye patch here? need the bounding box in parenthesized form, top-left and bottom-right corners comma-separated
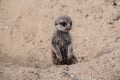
(70, 22, 72, 26)
(60, 22, 67, 27)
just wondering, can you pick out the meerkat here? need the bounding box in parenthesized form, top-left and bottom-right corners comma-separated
(51, 15, 78, 65)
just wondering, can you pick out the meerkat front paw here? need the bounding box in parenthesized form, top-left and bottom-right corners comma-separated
(57, 55, 63, 62)
(67, 54, 73, 59)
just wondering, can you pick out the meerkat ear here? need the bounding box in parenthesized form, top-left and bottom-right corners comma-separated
(70, 22, 72, 26)
(55, 23, 57, 26)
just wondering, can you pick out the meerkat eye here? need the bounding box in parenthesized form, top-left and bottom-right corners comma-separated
(60, 22, 67, 27)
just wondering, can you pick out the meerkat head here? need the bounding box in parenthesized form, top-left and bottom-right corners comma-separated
(55, 15, 72, 32)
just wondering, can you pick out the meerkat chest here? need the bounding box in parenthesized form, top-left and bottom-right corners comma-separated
(58, 34, 71, 47)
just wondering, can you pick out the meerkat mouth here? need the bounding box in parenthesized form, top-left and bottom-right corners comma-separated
(55, 25, 69, 32)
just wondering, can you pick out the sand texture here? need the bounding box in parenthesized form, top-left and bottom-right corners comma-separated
(0, 0, 120, 80)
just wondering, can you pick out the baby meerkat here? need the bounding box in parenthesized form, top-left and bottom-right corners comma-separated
(51, 15, 78, 65)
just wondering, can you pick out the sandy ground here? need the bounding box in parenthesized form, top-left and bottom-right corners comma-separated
(0, 0, 120, 80)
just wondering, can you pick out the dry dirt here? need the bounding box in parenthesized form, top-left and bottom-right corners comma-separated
(0, 0, 120, 80)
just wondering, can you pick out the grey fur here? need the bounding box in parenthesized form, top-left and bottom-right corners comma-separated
(51, 15, 77, 65)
